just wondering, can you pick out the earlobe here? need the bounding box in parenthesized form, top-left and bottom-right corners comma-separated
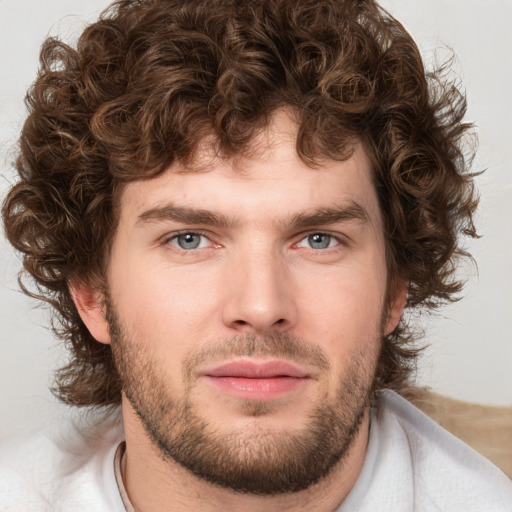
(384, 281, 408, 335)
(70, 281, 112, 345)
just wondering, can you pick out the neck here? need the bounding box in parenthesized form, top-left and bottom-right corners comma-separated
(120, 406, 370, 512)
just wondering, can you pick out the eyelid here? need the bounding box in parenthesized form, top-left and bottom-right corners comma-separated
(293, 230, 348, 248)
(162, 229, 218, 249)
(159, 229, 349, 251)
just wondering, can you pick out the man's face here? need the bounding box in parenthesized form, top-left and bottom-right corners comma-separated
(100, 112, 403, 494)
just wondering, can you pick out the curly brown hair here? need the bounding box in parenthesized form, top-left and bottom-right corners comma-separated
(2, 0, 478, 407)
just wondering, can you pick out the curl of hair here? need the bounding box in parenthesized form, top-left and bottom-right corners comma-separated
(3, 0, 478, 407)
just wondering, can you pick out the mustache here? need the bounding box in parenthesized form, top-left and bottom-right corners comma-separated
(183, 332, 330, 380)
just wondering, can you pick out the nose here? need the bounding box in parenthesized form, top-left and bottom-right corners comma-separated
(222, 247, 297, 335)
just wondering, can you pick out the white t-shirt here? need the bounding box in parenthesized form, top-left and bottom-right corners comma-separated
(0, 390, 511, 511)
(337, 390, 512, 511)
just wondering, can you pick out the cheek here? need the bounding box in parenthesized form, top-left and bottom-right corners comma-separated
(110, 257, 222, 342)
(297, 264, 387, 355)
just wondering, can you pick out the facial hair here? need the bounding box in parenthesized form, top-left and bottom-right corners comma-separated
(107, 304, 380, 495)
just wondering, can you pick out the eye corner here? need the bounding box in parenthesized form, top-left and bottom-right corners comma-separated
(163, 231, 209, 251)
(161, 230, 225, 253)
(295, 232, 343, 251)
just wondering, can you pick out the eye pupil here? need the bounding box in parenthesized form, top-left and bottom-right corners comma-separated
(177, 233, 201, 249)
(308, 233, 331, 249)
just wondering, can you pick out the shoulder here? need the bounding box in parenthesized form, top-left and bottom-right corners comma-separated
(377, 389, 512, 510)
(0, 413, 125, 512)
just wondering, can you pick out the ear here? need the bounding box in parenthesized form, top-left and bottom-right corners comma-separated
(70, 281, 112, 345)
(384, 280, 408, 336)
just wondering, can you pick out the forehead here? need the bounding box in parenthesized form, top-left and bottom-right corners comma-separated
(117, 112, 381, 228)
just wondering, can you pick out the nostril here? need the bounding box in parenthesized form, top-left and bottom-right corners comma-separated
(230, 318, 286, 331)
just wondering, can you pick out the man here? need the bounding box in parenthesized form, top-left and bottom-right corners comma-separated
(1, 0, 511, 510)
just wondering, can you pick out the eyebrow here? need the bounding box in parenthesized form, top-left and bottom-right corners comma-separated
(286, 203, 370, 229)
(137, 204, 237, 228)
(136, 201, 370, 229)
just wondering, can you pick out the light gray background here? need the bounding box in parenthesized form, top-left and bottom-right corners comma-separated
(1, 0, 511, 442)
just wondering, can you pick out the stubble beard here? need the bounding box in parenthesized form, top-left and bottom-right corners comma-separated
(108, 305, 380, 495)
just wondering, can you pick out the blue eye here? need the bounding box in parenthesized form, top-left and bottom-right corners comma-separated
(299, 233, 339, 250)
(169, 233, 208, 250)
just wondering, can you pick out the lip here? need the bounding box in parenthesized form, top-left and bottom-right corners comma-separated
(203, 360, 310, 379)
(199, 360, 311, 400)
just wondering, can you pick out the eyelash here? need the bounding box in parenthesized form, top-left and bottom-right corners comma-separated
(300, 234, 343, 250)
(163, 230, 214, 251)
(162, 230, 346, 252)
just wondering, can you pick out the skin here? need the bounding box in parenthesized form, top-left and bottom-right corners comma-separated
(73, 111, 406, 511)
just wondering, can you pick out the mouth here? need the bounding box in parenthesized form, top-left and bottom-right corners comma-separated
(199, 360, 312, 400)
